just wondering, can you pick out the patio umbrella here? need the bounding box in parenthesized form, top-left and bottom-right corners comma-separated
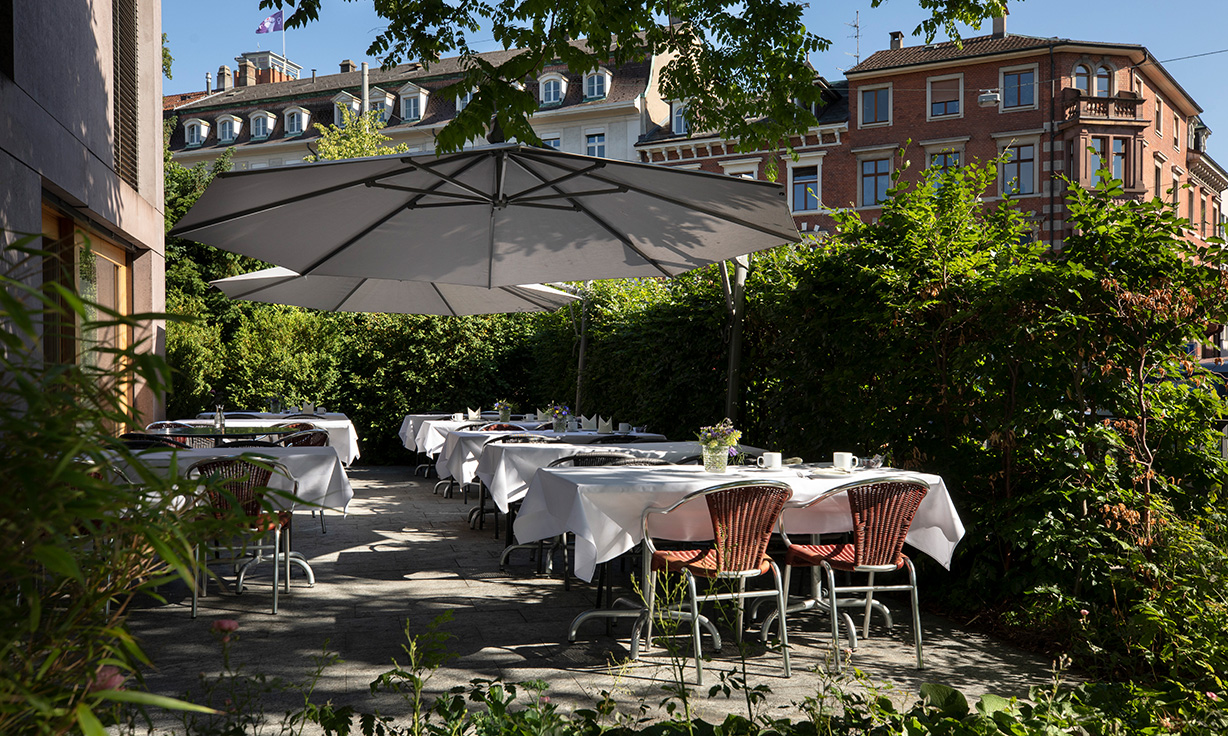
(209, 267, 577, 316)
(170, 143, 800, 289)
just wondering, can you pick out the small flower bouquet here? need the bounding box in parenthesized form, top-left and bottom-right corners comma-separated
(548, 403, 569, 432)
(494, 399, 513, 422)
(697, 418, 741, 473)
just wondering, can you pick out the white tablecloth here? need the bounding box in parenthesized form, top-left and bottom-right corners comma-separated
(436, 430, 670, 485)
(477, 441, 709, 513)
(185, 414, 361, 465)
(514, 465, 964, 582)
(115, 446, 355, 511)
(399, 414, 449, 450)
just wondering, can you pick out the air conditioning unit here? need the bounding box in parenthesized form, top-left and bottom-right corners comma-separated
(978, 91, 1001, 107)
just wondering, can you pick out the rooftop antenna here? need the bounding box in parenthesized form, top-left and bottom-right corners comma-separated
(836, 11, 860, 72)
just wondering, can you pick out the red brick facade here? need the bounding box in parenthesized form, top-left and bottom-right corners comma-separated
(638, 28, 1228, 251)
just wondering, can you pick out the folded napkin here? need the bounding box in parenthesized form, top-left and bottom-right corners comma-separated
(467, 407, 480, 420)
(536, 408, 547, 422)
(581, 414, 598, 431)
(598, 417, 613, 434)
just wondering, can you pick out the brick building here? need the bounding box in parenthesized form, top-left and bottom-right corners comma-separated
(637, 15, 1228, 251)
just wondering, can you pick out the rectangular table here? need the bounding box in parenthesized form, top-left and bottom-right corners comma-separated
(514, 464, 964, 582)
(436, 429, 669, 486)
(477, 441, 708, 513)
(117, 445, 355, 512)
(187, 414, 361, 465)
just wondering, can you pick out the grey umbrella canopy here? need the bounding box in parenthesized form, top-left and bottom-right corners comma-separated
(170, 143, 800, 289)
(209, 267, 577, 316)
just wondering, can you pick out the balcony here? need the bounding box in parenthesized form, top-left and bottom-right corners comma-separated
(1062, 91, 1145, 125)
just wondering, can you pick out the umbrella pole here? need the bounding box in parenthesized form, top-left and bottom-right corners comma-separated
(575, 291, 589, 416)
(722, 256, 749, 423)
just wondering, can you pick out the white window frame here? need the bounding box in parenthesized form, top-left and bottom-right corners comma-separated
(583, 69, 611, 100)
(248, 110, 275, 140)
(995, 134, 1041, 196)
(858, 82, 892, 128)
(541, 135, 561, 150)
(538, 72, 567, 106)
(787, 152, 826, 213)
(398, 82, 429, 122)
(585, 130, 606, 157)
(671, 101, 689, 135)
(719, 158, 760, 179)
(368, 88, 393, 123)
(331, 92, 360, 127)
(921, 136, 969, 184)
(1156, 98, 1163, 135)
(216, 114, 242, 143)
(283, 106, 309, 136)
(185, 118, 209, 147)
(456, 89, 474, 113)
(1094, 64, 1113, 98)
(926, 74, 963, 121)
(999, 63, 1039, 112)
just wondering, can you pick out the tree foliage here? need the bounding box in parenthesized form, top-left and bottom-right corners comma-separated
(304, 106, 410, 162)
(259, 0, 1013, 153)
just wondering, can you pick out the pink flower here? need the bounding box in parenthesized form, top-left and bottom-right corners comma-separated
(1079, 609, 1089, 617)
(211, 619, 239, 634)
(89, 665, 126, 692)
(539, 695, 551, 704)
(1208, 691, 1220, 702)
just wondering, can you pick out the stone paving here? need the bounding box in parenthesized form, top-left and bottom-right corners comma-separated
(126, 466, 1058, 732)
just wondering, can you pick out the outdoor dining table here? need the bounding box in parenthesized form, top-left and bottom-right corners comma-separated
(115, 445, 355, 512)
(134, 425, 298, 448)
(187, 413, 362, 465)
(399, 412, 503, 452)
(514, 464, 964, 584)
(436, 428, 670, 488)
(476, 440, 717, 513)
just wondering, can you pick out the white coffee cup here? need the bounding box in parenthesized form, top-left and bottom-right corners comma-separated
(452, 412, 464, 421)
(756, 452, 783, 470)
(619, 422, 632, 433)
(833, 452, 862, 472)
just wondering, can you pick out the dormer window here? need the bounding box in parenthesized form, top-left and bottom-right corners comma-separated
(538, 72, 567, 107)
(216, 114, 242, 143)
(368, 88, 393, 123)
(457, 89, 473, 113)
(185, 118, 209, 147)
(671, 101, 688, 135)
(331, 92, 360, 127)
(249, 111, 276, 140)
(283, 106, 310, 136)
(584, 69, 610, 100)
(398, 82, 429, 122)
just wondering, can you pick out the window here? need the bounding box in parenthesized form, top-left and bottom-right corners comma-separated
(542, 136, 560, 150)
(860, 85, 890, 126)
(1001, 66, 1036, 109)
(1156, 98, 1163, 134)
(928, 76, 960, 118)
(1174, 114, 1180, 150)
(930, 151, 960, 188)
(403, 96, 420, 121)
(251, 115, 268, 139)
(542, 79, 561, 105)
(585, 132, 605, 157)
(284, 107, 309, 136)
(1189, 188, 1195, 225)
(1202, 195, 1208, 238)
(217, 116, 239, 143)
(186, 121, 202, 146)
(1173, 172, 1181, 207)
(1112, 139, 1126, 182)
(457, 90, 473, 113)
(1074, 65, 1090, 93)
(792, 166, 819, 211)
(673, 102, 688, 135)
(584, 73, 606, 99)
(1095, 66, 1111, 98)
(1002, 144, 1035, 195)
(1154, 161, 1163, 200)
(332, 93, 359, 126)
(861, 158, 891, 205)
(1090, 138, 1105, 187)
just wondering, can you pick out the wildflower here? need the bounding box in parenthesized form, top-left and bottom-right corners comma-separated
(211, 618, 239, 634)
(89, 665, 126, 692)
(540, 695, 551, 704)
(1208, 691, 1220, 702)
(1079, 609, 1089, 618)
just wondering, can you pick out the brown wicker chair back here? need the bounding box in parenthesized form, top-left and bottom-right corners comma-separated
(275, 421, 317, 432)
(488, 434, 560, 444)
(120, 432, 190, 450)
(279, 429, 330, 448)
(145, 421, 214, 449)
(478, 423, 527, 431)
(609, 457, 670, 467)
(847, 481, 928, 568)
(705, 484, 791, 573)
(548, 451, 636, 468)
(188, 458, 273, 517)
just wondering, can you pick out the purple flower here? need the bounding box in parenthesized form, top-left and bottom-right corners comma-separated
(89, 665, 126, 692)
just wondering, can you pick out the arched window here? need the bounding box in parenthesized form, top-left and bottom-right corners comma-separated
(585, 73, 606, 99)
(1095, 66, 1111, 97)
(542, 79, 561, 105)
(1074, 65, 1090, 93)
(672, 102, 687, 135)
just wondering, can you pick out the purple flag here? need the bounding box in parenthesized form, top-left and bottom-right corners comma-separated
(256, 10, 283, 34)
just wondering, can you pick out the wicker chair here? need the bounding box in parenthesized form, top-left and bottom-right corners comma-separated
(277, 429, 332, 533)
(119, 432, 190, 450)
(186, 457, 305, 617)
(218, 439, 278, 448)
(777, 477, 928, 670)
(629, 480, 793, 685)
(477, 422, 527, 432)
(587, 434, 658, 445)
(145, 421, 213, 449)
(467, 434, 561, 535)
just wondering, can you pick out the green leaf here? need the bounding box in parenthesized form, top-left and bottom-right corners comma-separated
(75, 704, 107, 736)
(920, 682, 969, 718)
(98, 689, 220, 713)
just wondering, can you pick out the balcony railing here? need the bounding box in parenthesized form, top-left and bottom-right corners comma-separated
(1063, 93, 1144, 123)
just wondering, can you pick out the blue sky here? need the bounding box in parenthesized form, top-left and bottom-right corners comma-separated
(163, 0, 1228, 159)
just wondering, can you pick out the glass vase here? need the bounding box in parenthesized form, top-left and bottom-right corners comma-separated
(499, 407, 511, 422)
(553, 417, 566, 433)
(702, 444, 728, 473)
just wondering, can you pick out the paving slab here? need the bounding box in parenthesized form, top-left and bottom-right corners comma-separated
(126, 466, 1057, 732)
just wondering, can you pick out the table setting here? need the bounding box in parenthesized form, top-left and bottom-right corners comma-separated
(187, 412, 362, 465)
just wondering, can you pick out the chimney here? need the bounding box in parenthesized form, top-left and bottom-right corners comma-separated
(992, 9, 1008, 38)
(311, 68, 316, 81)
(340, 59, 357, 74)
(889, 31, 904, 50)
(237, 58, 256, 87)
(205, 71, 211, 94)
(217, 64, 232, 91)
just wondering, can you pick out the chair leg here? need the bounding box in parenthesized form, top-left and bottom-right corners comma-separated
(686, 572, 703, 686)
(191, 543, 200, 618)
(735, 578, 746, 642)
(271, 528, 280, 615)
(770, 561, 791, 677)
(908, 559, 923, 669)
(825, 563, 840, 671)
(863, 571, 875, 639)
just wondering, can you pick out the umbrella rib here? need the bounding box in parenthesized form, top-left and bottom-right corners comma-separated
(409, 157, 497, 202)
(169, 164, 417, 237)
(506, 287, 558, 311)
(504, 160, 607, 201)
(511, 156, 674, 277)
(332, 278, 368, 311)
(512, 186, 627, 204)
(223, 271, 300, 300)
(431, 283, 459, 317)
(368, 182, 490, 204)
(298, 203, 408, 276)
